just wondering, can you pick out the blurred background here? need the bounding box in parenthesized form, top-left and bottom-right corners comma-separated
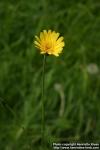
(0, 0, 100, 149)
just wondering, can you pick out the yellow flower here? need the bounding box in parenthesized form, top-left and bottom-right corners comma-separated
(34, 30, 65, 56)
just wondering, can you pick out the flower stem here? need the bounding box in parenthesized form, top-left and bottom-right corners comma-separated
(41, 54, 46, 149)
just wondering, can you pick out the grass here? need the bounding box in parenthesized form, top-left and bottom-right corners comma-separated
(0, 0, 100, 149)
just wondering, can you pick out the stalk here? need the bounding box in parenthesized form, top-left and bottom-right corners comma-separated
(41, 54, 46, 149)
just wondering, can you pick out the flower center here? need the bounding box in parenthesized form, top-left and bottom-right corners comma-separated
(45, 43, 52, 50)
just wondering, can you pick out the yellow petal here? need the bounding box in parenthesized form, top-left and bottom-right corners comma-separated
(43, 30, 47, 35)
(53, 53, 59, 56)
(53, 32, 60, 41)
(40, 32, 44, 40)
(34, 41, 41, 47)
(56, 42, 65, 48)
(35, 36, 40, 42)
(40, 51, 46, 54)
(56, 37, 64, 45)
(48, 30, 52, 34)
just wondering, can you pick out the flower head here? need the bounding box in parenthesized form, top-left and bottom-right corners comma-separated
(34, 30, 65, 56)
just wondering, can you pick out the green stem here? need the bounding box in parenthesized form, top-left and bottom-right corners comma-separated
(42, 54, 46, 148)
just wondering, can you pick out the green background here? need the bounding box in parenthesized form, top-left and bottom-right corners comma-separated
(0, 0, 100, 149)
